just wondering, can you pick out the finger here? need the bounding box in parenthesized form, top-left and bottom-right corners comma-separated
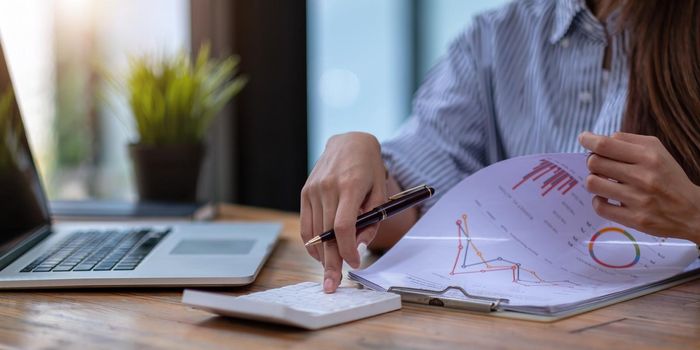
(592, 195, 634, 226)
(317, 240, 325, 267)
(355, 182, 388, 248)
(333, 190, 364, 268)
(309, 190, 325, 265)
(610, 132, 660, 146)
(578, 132, 645, 164)
(586, 154, 638, 185)
(320, 187, 341, 267)
(611, 133, 670, 170)
(585, 174, 638, 204)
(320, 186, 339, 234)
(300, 192, 320, 261)
(366, 180, 388, 209)
(323, 240, 343, 293)
(356, 223, 379, 248)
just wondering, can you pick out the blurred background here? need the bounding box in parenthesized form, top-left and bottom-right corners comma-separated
(0, 0, 506, 212)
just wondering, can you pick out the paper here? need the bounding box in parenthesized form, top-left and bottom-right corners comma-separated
(351, 153, 698, 310)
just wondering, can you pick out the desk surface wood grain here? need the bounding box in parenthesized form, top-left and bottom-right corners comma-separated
(0, 204, 698, 350)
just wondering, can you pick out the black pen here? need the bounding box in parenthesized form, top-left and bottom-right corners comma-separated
(304, 184, 435, 247)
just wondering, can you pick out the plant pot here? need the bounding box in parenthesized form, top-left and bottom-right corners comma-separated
(128, 143, 204, 203)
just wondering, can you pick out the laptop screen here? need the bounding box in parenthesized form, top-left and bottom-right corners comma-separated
(0, 39, 51, 257)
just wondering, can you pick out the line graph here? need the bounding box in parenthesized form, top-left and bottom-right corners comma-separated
(449, 214, 579, 287)
(512, 159, 577, 196)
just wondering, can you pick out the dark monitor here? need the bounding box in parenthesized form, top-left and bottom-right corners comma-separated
(0, 38, 51, 259)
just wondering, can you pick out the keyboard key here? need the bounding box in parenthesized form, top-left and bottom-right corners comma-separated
(52, 266, 75, 272)
(36, 263, 57, 270)
(72, 265, 95, 272)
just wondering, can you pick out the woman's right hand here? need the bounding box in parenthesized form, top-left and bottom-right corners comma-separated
(300, 132, 388, 293)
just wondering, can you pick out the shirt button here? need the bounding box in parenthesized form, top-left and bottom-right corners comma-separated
(560, 38, 570, 48)
(579, 91, 593, 103)
(583, 23, 594, 32)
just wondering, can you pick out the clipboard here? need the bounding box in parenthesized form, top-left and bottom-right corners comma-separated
(383, 284, 556, 322)
(387, 285, 506, 313)
(375, 267, 700, 323)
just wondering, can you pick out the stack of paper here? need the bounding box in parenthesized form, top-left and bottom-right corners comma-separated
(350, 153, 699, 317)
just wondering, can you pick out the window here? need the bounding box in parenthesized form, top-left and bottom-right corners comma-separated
(0, 0, 189, 200)
(307, 0, 509, 168)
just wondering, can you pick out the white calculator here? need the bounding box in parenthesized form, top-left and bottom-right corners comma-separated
(182, 282, 401, 330)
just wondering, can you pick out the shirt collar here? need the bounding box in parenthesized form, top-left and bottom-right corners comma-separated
(550, 0, 585, 43)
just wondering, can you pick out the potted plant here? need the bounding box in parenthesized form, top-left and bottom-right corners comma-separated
(119, 45, 247, 202)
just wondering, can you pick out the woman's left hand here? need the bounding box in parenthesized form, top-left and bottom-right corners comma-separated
(578, 131, 700, 244)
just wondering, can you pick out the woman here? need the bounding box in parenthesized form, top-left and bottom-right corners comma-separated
(301, 0, 700, 293)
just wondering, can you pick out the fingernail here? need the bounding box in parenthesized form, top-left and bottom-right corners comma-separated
(323, 278, 334, 293)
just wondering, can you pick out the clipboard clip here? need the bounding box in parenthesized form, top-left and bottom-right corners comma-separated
(387, 285, 509, 313)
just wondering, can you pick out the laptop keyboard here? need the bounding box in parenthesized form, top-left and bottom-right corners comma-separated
(20, 228, 170, 273)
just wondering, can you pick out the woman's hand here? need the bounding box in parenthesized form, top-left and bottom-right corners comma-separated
(300, 132, 388, 293)
(579, 131, 700, 244)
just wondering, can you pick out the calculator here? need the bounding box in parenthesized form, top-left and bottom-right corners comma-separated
(182, 282, 401, 330)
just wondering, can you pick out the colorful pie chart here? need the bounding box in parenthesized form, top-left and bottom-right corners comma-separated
(588, 227, 641, 269)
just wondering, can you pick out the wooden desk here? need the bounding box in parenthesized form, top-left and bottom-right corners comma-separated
(1, 205, 698, 349)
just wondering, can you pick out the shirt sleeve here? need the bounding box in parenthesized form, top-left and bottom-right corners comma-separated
(382, 24, 491, 215)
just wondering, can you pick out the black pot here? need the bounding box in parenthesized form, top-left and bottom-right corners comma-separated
(128, 143, 204, 203)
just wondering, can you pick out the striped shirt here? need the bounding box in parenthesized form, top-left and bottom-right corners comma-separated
(382, 0, 629, 214)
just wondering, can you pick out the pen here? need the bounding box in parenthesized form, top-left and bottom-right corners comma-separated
(304, 184, 435, 247)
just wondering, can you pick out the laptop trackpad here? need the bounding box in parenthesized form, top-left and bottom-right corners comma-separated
(170, 239, 255, 255)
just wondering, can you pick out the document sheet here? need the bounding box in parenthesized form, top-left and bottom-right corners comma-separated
(351, 154, 698, 314)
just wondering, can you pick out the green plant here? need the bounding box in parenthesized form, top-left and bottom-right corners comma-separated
(123, 44, 247, 146)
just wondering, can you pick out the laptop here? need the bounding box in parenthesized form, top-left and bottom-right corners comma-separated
(0, 40, 280, 289)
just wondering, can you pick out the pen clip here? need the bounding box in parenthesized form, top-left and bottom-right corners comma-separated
(388, 184, 430, 201)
